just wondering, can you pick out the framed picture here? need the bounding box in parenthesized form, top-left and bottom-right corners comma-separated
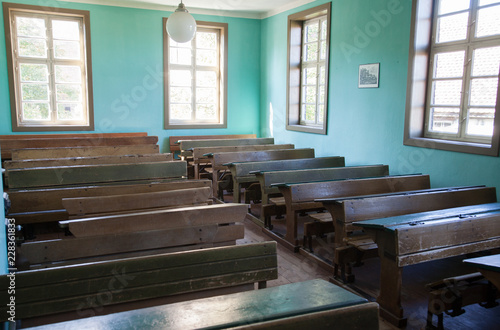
(358, 63, 380, 88)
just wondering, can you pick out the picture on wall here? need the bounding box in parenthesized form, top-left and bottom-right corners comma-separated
(358, 63, 380, 88)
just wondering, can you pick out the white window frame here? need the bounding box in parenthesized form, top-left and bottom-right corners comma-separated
(3, 3, 94, 132)
(163, 19, 228, 129)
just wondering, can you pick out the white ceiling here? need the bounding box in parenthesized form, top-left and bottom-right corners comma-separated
(62, 0, 316, 19)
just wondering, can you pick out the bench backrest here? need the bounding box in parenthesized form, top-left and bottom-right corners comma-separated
(169, 134, 257, 151)
(212, 148, 315, 170)
(192, 144, 295, 160)
(0, 242, 278, 322)
(3, 153, 173, 170)
(180, 137, 274, 151)
(6, 161, 187, 189)
(11, 144, 159, 160)
(228, 156, 345, 177)
(279, 174, 431, 203)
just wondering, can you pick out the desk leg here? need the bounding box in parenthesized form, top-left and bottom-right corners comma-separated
(212, 169, 219, 199)
(377, 252, 407, 328)
(284, 208, 299, 251)
(194, 163, 199, 179)
(233, 180, 241, 203)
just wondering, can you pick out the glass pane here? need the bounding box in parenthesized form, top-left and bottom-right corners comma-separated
(479, 0, 500, 6)
(196, 71, 217, 87)
(429, 107, 460, 133)
(196, 49, 217, 66)
(170, 47, 192, 65)
(196, 104, 217, 120)
(196, 32, 216, 49)
(469, 78, 499, 106)
(320, 40, 327, 60)
(432, 80, 462, 105)
(16, 17, 46, 38)
(170, 104, 192, 120)
(304, 67, 317, 85)
(438, 0, 470, 15)
(320, 66, 326, 85)
(321, 19, 327, 40)
(436, 12, 469, 43)
(54, 40, 80, 59)
(196, 88, 216, 104)
(319, 86, 325, 104)
(305, 86, 317, 104)
(434, 51, 465, 78)
(56, 84, 82, 102)
(52, 20, 80, 40)
(22, 103, 50, 120)
(20, 64, 48, 82)
(170, 87, 192, 103)
(467, 108, 495, 136)
(306, 22, 319, 43)
(305, 104, 316, 122)
(318, 104, 324, 124)
(472, 46, 500, 76)
(169, 38, 192, 48)
(305, 43, 318, 62)
(57, 103, 83, 120)
(55, 65, 82, 83)
(476, 5, 500, 38)
(22, 84, 49, 101)
(18, 38, 47, 58)
(170, 70, 192, 86)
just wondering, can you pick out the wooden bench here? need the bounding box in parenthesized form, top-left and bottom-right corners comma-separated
(18, 202, 248, 269)
(318, 186, 497, 282)
(25, 279, 379, 330)
(354, 203, 500, 327)
(169, 133, 257, 153)
(179, 137, 274, 158)
(0, 132, 149, 161)
(226, 156, 345, 205)
(1, 242, 278, 327)
(271, 174, 431, 251)
(208, 148, 315, 199)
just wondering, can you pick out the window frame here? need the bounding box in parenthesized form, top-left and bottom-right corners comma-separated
(286, 3, 331, 135)
(3, 2, 94, 132)
(163, 19, 228, 130)
(404, 0, 500, 156)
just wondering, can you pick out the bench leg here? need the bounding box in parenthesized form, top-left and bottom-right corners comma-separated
(377, 253, 406, 327)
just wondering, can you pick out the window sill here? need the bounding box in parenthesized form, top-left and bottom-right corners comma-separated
(404, 136, 499, 157)
(286, 124, 327, 135)
(165, 123, 227, 130)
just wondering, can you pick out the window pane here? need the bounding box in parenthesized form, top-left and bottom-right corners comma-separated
(196, 71, 217, 87)
(170, 104, 192, 120)
(170, 87, 192, 103)
(469, 78, 499, 106)
(18, 37, 47, 58)
(55, 65, 82, 83)
(429, 107, 460, 133)
(170, 70, 192, 86)
(54, 40, 80, 59)
(306, 22, 319, 43)
(318, 104, 324, 124)
(305, 86, 317, 104)
(436, 12, 469, 43)
(22, 102, 50, 120)
(432, 80, 463, 105)
(438, 0, 470, 15)
(479, 0, 500, 6)
(196, 32, 216, 49)
(56, 84, 82, 102)
(16, 17, 46, 38)
(320, 40, 327, 60)
(434, 51, 465, 78)
(305, 104, 316, 122)
(467, 108, 495, 136)
(170, 47, 192, 65)
(321, 20, 327, 40)
(476, 5, 500, 38)
(20, 64, 48, 82)
(22, 84, 49, 101)
(57, 103, 83, 120)
(305, 43, 318, 62)
(196, 88, 216, 104)
(196, 104, 217, 120)
(196, 49, 217, 66)
(52, 20, 80, 40)
(304, 67, 317, 85)
(472, 46, 500, 76)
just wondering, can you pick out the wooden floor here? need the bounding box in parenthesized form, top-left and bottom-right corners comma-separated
(237, 213, 500, 330)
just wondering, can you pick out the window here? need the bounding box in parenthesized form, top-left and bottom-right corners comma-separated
(286, 3, 331, 135)
(405, 0, 500, 156)
(163, 19, 228, 129)
(3, 3, 94, 131)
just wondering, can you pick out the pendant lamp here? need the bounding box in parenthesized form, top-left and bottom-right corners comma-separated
(166, 1, 197, 43)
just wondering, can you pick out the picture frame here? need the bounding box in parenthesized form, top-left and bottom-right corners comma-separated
(358, 63, 380, 88)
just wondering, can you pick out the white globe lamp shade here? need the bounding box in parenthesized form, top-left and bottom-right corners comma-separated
(167, 2, 197, 43)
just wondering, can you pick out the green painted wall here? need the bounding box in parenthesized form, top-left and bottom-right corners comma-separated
(0, 0, 262, 152)
(260, 0, 500, 200)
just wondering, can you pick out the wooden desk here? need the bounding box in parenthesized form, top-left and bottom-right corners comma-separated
(464, 254, 500, 290)
(354, 203, 500, 327)
(29, 279, 379, 330)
